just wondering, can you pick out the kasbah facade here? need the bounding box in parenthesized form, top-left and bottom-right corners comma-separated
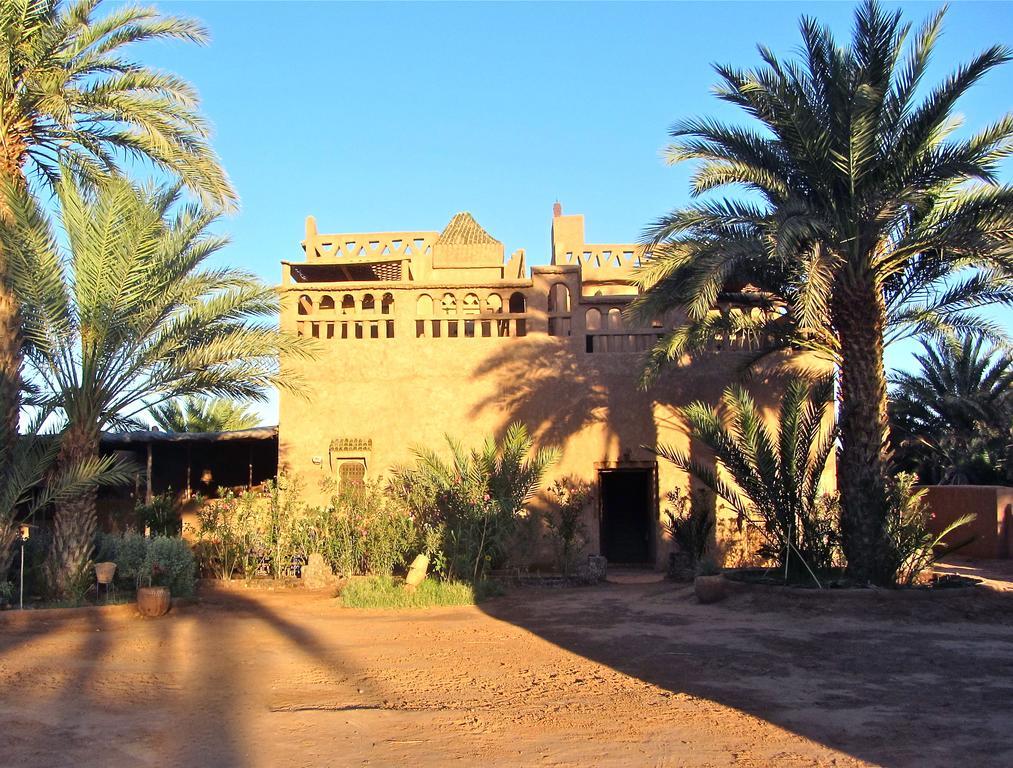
(279, 204, 814, 570)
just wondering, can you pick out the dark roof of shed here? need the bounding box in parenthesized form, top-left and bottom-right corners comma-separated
(100, 426, 278, 446)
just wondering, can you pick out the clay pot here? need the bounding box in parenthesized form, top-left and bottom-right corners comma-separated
(137, 586, 171, 617)
(95, 562, 117, 585)
(694, 574, 727, 604)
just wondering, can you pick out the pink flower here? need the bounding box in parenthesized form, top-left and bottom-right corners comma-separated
(483, 493, 491, 501)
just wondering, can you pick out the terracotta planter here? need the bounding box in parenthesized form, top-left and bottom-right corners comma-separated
(137, 586, 171, 617)
(694, 574, 727, 604)
(95, 562, 117, 585)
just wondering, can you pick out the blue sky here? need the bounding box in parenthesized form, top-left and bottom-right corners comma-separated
(134, 1, 1013, 423)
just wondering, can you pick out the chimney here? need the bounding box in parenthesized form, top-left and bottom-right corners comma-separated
(552, 200, 562, 218)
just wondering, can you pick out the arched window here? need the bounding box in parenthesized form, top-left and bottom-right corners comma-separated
(298, 295, 313, 316)
(508, 292, 526, 314)
(462, 293, 480, 316)
(585, 308, 602, 330)
(341, 294, 355, 315)
(607, 308, 622, 330)
(318, 295, 335, 314)
(416, 294, 434, 316)
(361, 293, 375, 313)
(381, 293, 394, 315)
(441, 293, 457, 315)
(486, 293, 503, 314)
(548, 283, 570, 313)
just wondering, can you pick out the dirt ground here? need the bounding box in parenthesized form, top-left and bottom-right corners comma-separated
(2, 566, 1013, 768)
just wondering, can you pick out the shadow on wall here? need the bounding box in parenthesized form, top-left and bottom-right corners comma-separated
(468, 337, 803, 565)
(479, 581, 1013, 768)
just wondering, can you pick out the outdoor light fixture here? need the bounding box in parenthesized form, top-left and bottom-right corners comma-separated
(18, 524, 30, 610)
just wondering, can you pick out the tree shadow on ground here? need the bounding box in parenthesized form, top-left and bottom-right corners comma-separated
(0, 588, 458, 767)
(480, 580, 1013, 768)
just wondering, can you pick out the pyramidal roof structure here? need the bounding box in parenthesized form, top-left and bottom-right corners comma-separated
(435, 212, 501, 246)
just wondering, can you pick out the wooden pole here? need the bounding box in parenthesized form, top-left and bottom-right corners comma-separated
(145, 443, 153, 504)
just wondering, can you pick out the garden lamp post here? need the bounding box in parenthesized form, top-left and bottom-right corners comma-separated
(19, 524, 30, 610)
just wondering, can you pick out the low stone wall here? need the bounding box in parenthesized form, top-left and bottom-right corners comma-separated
(920, 485, 1013, 559)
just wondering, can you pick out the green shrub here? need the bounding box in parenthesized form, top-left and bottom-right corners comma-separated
(135, 492, 181, 537)
(544, 478, 593, 576)
(339, 575, 503, 609)
(293, 483, 418, 577)
(189, 489, 263, 580)
(391, 423, 558, 582)
(0, 581, 13, 601)
(94, 531, 196, 596)
(656, 377, 840, 584)
(662, 487, 714, 566)
(141, 536, 196, 596)
(96, 530, 148, 586)
(886, 473, 975, 586)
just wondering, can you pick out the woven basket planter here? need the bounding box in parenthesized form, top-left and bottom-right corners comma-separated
(94, 562, 117, 585)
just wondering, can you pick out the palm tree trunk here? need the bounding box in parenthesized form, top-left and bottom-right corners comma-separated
(45, 422, 101, 597)
(1, 150, 28, 558)
(832, 276, 894, 585)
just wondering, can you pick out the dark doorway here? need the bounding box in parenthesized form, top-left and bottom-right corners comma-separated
(599, 468, 654, 564)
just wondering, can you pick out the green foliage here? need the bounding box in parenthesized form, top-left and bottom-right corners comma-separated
(662, 487, 714, 565)
(339, 576, 503, 609)
(189, 490, 262, 580)
(890, 337, 1013, 484)
(655, 377, 840, 583)
(0, 410, 134, 577)
(95, 530, 195, 595)
(189, 478, 419, 581)
(150, 397, 261, 433)
(629, 0, 1013, 584)
(135, 493, 182, 537)
(630, 1, 1013, 378)
(141, 536, 196, 596)
(392, 423, 559, 582)
(6, 174, 306, 433)
(0, 581, 13, 601)
(543, 478, 593, 576)
(295, 483, 417, 577)
(885, 473, 975, 586)
(1, 0, 236, 207)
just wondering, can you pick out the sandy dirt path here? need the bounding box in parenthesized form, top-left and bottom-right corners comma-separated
(1, 578, 1012, 767)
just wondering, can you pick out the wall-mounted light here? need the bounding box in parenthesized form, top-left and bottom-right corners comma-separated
(311, 456, 323, 465)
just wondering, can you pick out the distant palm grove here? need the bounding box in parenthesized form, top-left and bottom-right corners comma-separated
(1, 0, 1011, 594)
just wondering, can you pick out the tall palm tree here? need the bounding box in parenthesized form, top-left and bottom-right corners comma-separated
(655, 378, 839, 583)
(2, 175, 301, 595)
(891, 337, 1013, 484)
(631, 1, 1013, 583)
(0, 0, 236, 508)
(150, 396, 261, 433)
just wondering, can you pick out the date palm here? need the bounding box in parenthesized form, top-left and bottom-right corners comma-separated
(655, 377, 839, 584)
(0, 0, 236, 512)
(891, 337, 1013, 484)
(631, 1, 1013, 583)
(2, 175, 299, 595)
(1, 409, 133, 577)
(150, 396, 261, 433)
